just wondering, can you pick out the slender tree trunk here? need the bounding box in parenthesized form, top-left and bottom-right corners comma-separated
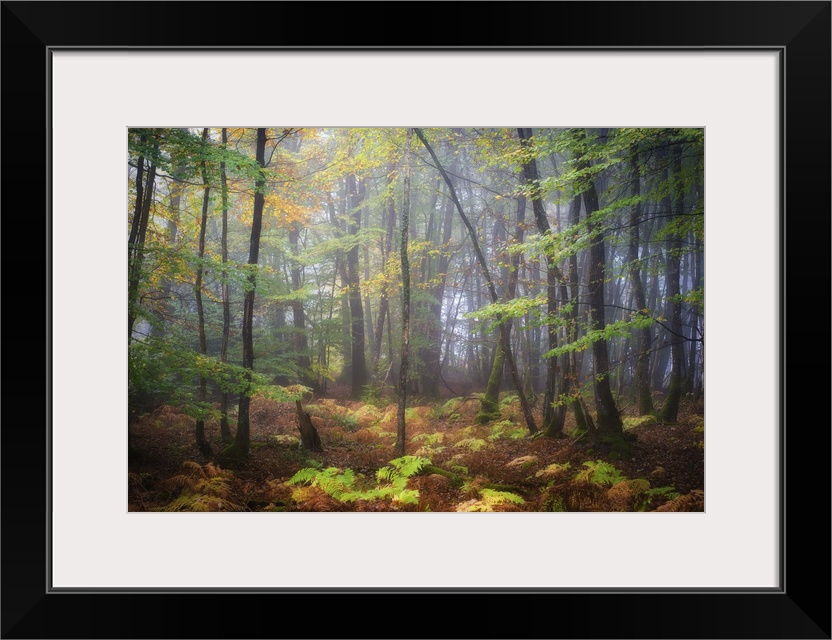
(627, 146, 655, 415)
(525, 257, 541, 395)
(478, 194, 526, 421)
(194, 128, 213, 459)
(685, 226, 702, 395)
(219, 128, 233, 443)
(563, 195, 587, 431)
(415, 128, 537, 434)
(422, 173, 457, 397)
(288, 226, 313, 387)
(223, 128, 267, 461)
(396, 129, 413, 457)
(465, 281, 479, 385)
(517, 128, 569, 437)
(373, 166, 397, 368)
(363, 201, 375, 360)
(128, 153, 157, 339)
(346, 174, 368, 398)
(660, 144, 686, 423)
(128, 145, 145, 248)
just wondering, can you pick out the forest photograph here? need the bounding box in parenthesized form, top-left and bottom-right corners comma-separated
(127, 126, 704, 513)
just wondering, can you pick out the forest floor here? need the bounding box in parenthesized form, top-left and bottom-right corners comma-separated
(128, 385, 705, 513)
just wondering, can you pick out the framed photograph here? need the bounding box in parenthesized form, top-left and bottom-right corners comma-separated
(4, 1, 828, 638)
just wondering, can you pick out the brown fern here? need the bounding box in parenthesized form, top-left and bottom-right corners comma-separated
(654, 489, 704, 512)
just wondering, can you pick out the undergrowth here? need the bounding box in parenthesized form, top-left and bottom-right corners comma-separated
(287, 455, 431, 506)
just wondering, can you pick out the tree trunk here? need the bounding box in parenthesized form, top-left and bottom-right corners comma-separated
(346, 174, 368, 398)
(288, 226, 314, 388)
(127, 149, 157, 340)
(223, 128, 267, 461)
(558, 194, 588, 433)
(517, 128, 569, 437)
(194, 128, 213, 459)
(363, 201, 375, 362)
(660, 144, 686, 423)
(579, 131, 627, 456)
(219, 128, 233, 443)
(373, 165, 397, 368)
(396, 129, 413, 457)
(627, 146, 655, 416)
(295, 401, 322, 452)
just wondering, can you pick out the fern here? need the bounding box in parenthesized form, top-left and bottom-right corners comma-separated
(287, 468, 321, 485)
(480, 488, 525, 505)
(155, 492, 244, 512)
(393, 489, 420, 505)
(454, 438, 490, 452)
(412, 432, 444, 446)
(535, 462, 571, 478)
(462, 488, 526, 511)
(550, 496, 567, 512)
(487, 420, 525, 441)
(636, 485, 679, 511)
(287, 467, 359, 501)
(376, 456, 429, 494)
(389, 455, 430, 477)
(289, 458, 427, 506)
(577, 460, 625, 486)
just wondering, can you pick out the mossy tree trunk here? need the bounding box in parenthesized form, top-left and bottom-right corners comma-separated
(477, 194, 526, 424)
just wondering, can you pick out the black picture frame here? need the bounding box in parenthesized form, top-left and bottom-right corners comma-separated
(3, 2, 829, 638)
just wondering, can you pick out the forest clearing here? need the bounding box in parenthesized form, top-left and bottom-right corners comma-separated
(128, 127, 704, 513)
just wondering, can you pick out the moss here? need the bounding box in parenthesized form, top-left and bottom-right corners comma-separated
(598, 432, 633, 460)
(421, 464, 464, 488)
(623, 414, 658, 430)
(475, 398, 500, 424)
(218, 440, 247, 466)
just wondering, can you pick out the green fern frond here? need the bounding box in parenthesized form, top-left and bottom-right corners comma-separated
(535, 462, 571, 478)
(393, 489, 420, 505)
(578, 460, 625, 486)
(454, 438, 490, 452)
(411, 432, 444, 446)
(287, 468, 321, 485)
(388, 455, 430, 478)
(376, 466, 396, 483)
(480, 488, 525, 505)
